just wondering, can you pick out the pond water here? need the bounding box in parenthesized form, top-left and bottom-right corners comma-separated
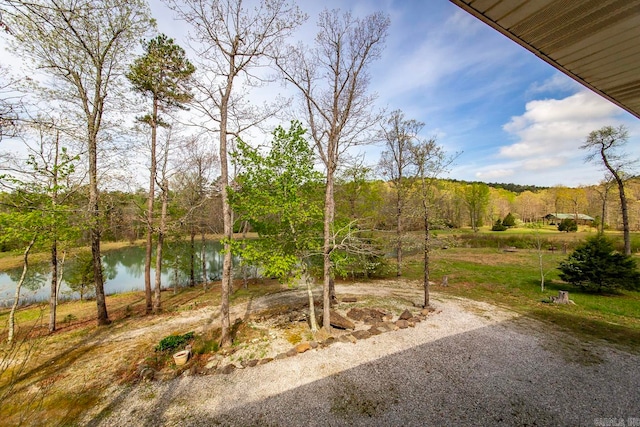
(0, 240, 246, 307)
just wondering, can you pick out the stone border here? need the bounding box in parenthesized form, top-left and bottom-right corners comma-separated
(140, 304, 439, 382)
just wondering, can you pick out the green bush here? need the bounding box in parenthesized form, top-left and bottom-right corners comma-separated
(558, 218, 577, 232)
(491, 219, 507, 231)
(502, 213, 516, 227)
(155, 331, 194, 352)
(558, 235, 640, 293)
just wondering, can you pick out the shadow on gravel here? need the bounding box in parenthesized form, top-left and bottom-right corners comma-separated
(102, 318, 640, 427)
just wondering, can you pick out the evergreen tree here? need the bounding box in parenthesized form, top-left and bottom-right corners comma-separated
(559, 235, 640, 292)
(502, 212, 516, 227)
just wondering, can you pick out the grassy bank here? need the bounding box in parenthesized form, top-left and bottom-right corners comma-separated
(404, 246, 640, 352)
(0, 279, 282, 426)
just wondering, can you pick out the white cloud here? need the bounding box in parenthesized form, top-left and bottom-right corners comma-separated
(522, 157, 566, 170)
(475, 168, 514, 180)
(500, 90, 622, 160)
(469, 88, 640, 186)
(526, 72, 580, 95)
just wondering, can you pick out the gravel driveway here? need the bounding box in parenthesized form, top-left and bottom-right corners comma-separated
(82, 293, 640, 427)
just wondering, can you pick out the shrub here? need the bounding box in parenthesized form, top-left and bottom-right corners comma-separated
(502, 212, 516, 227)
(155, 331, 194, 352)
(558, 235, 640, 293)
(558, 218, 577, 232)
(491, 219, 507, 231)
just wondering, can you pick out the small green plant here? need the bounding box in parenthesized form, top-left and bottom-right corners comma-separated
(63, 314, 77, 324)
(155, 331, 194, 352)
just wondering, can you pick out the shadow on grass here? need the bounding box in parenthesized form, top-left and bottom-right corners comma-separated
(526, 307, 640, 352)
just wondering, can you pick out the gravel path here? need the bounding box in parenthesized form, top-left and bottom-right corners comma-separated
(82, 292, 640, 427)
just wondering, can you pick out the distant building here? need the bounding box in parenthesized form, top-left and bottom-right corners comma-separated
(543, 213, 595, 225)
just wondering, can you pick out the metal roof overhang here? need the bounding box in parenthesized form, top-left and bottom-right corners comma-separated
(449, 0, 640, 119)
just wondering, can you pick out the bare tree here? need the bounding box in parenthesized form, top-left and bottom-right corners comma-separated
(152, 126, 179, 313)
(594, 174, 616, 235)
(2, 0, 152, 325)
(0, 64, 21, 141)
(379, 110, 423, 277)
(409, 138, 455, 308)
(581, 125, 634, 254)
(277, 9, 390, 330)
(173, 135, 218, 289)
(165, 0, 305, 346)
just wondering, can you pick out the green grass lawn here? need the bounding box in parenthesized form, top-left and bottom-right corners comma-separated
(403, 246, 640, 352)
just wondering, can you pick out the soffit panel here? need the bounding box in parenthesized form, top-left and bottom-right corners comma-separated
(450, 0, 640, 119)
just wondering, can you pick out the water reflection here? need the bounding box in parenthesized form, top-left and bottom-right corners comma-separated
(0, 240, 244, 306)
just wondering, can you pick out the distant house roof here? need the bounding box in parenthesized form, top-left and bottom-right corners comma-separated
(544, 213, 595, 221)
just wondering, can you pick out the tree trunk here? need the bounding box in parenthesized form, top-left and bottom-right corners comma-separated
(49, 135, 60, 333)
(396, 190, 402, 277)
(601, 147, 631, 255)
(305, 268, 318, 332)
(201, 230, 207, 291)
(153, 178, 168, 313)
(617, 179, 631, 255)
(423, 198, 430, 308)
(153, 233, 164, 312)
(600, 191, 607, 236)
(537, 238, 545, 292)
(90, 134, 109, 325)
(552, 290, 570, 304)
(189, 226, 196, 286)
(55, 251, 66, 306)
(49, 240, 57, 333)
(144, 97, 158, 314)
(322, 167, 335, 331)
(8, 237, 36, 344)
(241, 220, 248, 289)
(219, 74, 233, 348)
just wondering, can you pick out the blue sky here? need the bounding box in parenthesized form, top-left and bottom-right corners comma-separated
(156, 0, 640, 188)
(4, 0, 638, 188)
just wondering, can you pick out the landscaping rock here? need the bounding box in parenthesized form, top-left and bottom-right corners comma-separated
(352, 329, 372, 340)
(367, 325, 383, 335)
(219, 364, 236, 375)
(139, 367, 156, 381)
(395, 319, 409, 329)
(295, 343, 311, 353)
(309, 341, 319, 349)
(399, 309, 413, 320)
(257, 358, 273, 365)
(329, 309, 355, 330)
(337, 334, 357, 344)
(205, 360, 219, 370)
(321, 336, 336, 346)
(156, 368, 179, 381)
(275, 352, 288, 360)
(379, 321, 398, 332)
(243, 359, 259, 368)
(346, 307, 388, 324)
(286, 348, 298, 357)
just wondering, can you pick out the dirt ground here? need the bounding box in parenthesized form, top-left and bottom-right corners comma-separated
(68, 279, 640, 427)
